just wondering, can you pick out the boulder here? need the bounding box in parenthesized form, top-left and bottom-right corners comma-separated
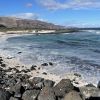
(38, 86, 56, 100)
(22, 90, 40, 100)
(4, 78, 17, 87)
(10, 83, 25, 98)
(53, 79, 74, 97)
(79, 86, 100, 99)
(30, 66, 36, 71)
(57, 97, 64, 100)
(88, 97, 100, 100)
(34, 82, 43, 89)
(9, 97, 18, 100)
(24, 82, 34, 90)
(43, 79, 55, 87)
(32, 77, 44, 84)
(0, 89, 11, 100)
(11, 74, 30, 83)
(64, 90, 83, 100)
(28, 77, 44, 89)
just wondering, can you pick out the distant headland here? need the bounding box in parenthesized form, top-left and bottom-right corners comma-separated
(0, 16, 100, 34)
(0, 16, 80, 34)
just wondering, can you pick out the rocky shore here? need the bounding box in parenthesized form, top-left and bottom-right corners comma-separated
(0, 56, 100, 100)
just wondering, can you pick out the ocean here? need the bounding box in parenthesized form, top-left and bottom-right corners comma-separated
(0, 31, 100, 84)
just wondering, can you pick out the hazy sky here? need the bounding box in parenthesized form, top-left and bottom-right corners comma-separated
(0, 0, 100, 27)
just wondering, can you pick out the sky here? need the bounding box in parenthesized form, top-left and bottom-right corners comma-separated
(0, 0, 100, 27)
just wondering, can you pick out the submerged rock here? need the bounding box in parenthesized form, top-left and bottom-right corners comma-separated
(53, 79, 74, 97)
(17, 52, 22, 54)
(42, 72, 47, 75)
(49, 62, 53, 66)
(41, 63, 48, 66)
(74, 73, 81, 77)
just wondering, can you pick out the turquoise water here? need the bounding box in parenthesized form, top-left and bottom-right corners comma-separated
(0, 31, 100, 84)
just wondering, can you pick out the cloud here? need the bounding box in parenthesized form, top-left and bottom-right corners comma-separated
(64, 21, 100, 28)
(10, 13, 38, 19)
(8, 13, 47, 21)
(26, 3, 33, 7)
(37, 0, 100, 10)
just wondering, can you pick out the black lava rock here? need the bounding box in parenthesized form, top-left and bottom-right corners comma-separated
(10, 83, 25, 98)
(32, 77, 44, 85)
(17, 52, 22, 54)
(97, 81, 100, 89)
(43, 79, 55, 87)
(22, 90, 40, 100)
(30, 66, 36, 71)
(49, 62, 53, 66)
(1, 64, 6, 67)
(0, 89, 11, 100)
(38, 86, 56, 100)
(9, 97, 19, 100)
(53, 79, 74, 97)
(41, 63, 48, 66)
(42, 72, 47, 75)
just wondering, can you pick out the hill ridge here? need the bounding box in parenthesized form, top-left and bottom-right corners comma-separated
(0, 17, 65, 30)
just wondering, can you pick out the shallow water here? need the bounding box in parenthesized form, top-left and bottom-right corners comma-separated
(0, 31, 100, 84)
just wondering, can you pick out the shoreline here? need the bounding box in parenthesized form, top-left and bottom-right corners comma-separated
(0, 51, 88, 87)
(0, 32, 99, 100)
(0, 53, 100, 100)
(0, 32, 98, 86)
(0, 29, 79, 35)
(0, 32, 89, 87)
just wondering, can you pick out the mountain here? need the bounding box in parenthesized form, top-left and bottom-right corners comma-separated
(0, 17, 65, 30)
